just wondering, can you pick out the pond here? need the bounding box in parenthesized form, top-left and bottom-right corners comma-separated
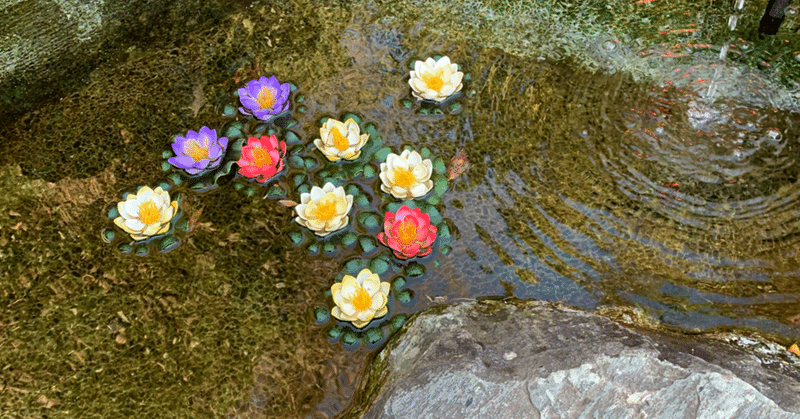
(1, 0, 799, 417)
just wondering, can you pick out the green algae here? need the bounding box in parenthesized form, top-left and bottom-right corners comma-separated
(0, 1, 352, 417)
(0, 165, 339, 418)
(2, 0, 800, 417)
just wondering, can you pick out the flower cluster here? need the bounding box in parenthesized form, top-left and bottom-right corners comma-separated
(107, 56, 467, 334)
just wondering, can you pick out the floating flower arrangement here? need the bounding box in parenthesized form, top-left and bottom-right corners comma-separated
(103, 56, 470, 347)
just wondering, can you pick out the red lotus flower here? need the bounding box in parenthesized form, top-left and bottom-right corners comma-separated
(378, 205, 437, 259)
(237, 135, 287, 183)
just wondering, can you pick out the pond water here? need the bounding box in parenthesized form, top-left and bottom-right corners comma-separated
(1, 0, 799, 418)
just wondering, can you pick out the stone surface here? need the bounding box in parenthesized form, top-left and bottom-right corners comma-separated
(0, 0, 235, 116)
(352, 300, 800, 419)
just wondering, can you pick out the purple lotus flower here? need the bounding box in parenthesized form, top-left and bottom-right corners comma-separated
(168, 126, 228, 175)
(237, 76, 291, 121)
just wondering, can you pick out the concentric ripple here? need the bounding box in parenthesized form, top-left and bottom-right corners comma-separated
(433, 53, 800, 341)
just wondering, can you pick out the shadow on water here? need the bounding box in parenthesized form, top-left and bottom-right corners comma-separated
(1, 0, 800, 418)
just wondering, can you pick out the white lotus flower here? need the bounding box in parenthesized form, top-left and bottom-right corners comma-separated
(331, 268, 390, 329)
(113, 186, 179, 241)
(408, 56, 464, 102)
(313, 118, 369, 162)
(294, 182, 353, 237)
(379, 149, 433, 199)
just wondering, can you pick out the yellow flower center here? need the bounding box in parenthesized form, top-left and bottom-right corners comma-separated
(350, 286, 372, 312)
(421, 68, 445, 91)
(397, 220, 418, 245)
(138, 200, 160, 225)
(185, 139, 209, 161)
(393, 166, 417, 190)
(251, 147, 273, 168)
(310, 194, 339, 221)
(331, 126, 349, 151)
(256, 87, 276, 110)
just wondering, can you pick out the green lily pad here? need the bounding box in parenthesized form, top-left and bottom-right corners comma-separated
(288, 230, 305, 246)
(363, 164, 377, 179)
(222, 104, 237, 117)
(390, 314, 407, 330)
(396, 289, 413, 305)
(369, 258, 389, 276)
(341, 232, 358, 247)
(359, 236, 377, 254)
(374, 147, 393, 162)
(345, 258, 365, 274)
(341, 331, 359, 347)
(158, 236, 179, 252)
(306, 242, 320, 255)
(433, 156, 446, 174)
(288, 155, 304, 168)
(419, 147, 431, 159)
(405, 262, 425, 277)
(358, 212, 382, 232)
(362, 328, 384, 346)
(314, 308, 330, 324)
(434, 176, 448, 197)
(327, 325, 343, 340)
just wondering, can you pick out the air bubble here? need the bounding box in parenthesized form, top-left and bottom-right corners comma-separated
(787, 7, 797, 16)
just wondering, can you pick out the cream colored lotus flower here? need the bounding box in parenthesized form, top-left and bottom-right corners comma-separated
(313, 118, 369, 161)
(408, 56, 464, 102)
(114, 186, 179, 241)
(294, 182, 353, 237)
(331, 268, 390, 328)
(379, 149, 433, 199)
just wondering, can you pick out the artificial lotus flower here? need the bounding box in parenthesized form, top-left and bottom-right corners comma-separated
(114, 186, 179, 241)
(294, 182, 353, 237)
(168, 126, 228, 175)
(237, 135, 287, 183)
(379, 149, 433, 199)
(238, 76, 291, 121)
(408, 56, 464, 102)
(331, 268, 390, 328)
(378, 205, 437, 259)
(313, 118, 369, 162)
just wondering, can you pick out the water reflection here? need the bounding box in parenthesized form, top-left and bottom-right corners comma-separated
(417, 51, 800, 343)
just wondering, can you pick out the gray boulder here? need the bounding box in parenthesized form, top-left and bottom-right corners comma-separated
(353, 300, 800, 419)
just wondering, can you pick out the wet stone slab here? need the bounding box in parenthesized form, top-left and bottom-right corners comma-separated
(354, 300, 800, 419)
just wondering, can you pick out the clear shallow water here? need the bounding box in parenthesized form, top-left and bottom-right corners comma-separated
(2, 0, 800, 418)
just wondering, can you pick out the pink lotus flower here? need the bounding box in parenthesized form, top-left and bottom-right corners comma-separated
(237, 135, 287, 183)
(378, 206, 437, 259)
